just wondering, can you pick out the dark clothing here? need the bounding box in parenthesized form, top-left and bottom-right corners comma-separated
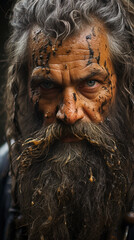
(128, 226, 134, 239)
(0, 144, 11, 240)
(0, 144, 134, 240)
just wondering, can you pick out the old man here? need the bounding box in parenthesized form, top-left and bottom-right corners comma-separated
(2, 0, 134, 239)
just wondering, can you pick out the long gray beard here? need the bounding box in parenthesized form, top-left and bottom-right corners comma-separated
(12, 122, 131, 240)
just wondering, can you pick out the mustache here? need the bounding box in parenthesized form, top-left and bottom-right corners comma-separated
(21, 121, 117, 154)
(15, 121, 119, 175)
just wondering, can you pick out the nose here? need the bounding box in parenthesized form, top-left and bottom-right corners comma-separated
(56, 88, 84, 125)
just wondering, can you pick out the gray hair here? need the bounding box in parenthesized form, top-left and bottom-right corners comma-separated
(6, 0, 134, 141)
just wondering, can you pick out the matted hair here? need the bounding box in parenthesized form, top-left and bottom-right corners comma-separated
(5, 0, 134, 142)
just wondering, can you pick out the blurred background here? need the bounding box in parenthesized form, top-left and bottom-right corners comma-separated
(0, 0, 15, 147)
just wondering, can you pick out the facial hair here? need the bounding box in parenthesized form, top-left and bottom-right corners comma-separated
(11, 120, 132, 240)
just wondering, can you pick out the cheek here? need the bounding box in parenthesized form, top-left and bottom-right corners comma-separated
(82, 100, 104, 123)
(98, 96, 111, 115)
(97, 85, 116, 115)
(82, 87, 115, 123)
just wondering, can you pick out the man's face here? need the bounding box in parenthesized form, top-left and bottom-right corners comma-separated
(29, 20, 116, 133)
(15, 21, 130, 240)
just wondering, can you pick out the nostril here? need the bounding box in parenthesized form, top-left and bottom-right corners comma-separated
(56, 108, 79, 124)
(64, 114, 67, 122)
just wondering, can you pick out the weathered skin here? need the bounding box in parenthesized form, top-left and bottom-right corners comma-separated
(29, 20, 116, 137)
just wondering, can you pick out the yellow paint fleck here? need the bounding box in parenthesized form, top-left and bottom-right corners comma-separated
(89, 168, 95, 182)
(52, 45, 56, 51)
(89, 176, 94, 182)
(32, 140, 41, 145)
(23, 138, 43, 146)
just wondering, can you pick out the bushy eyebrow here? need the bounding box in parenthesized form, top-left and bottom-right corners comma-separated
(30, 66, 108, 87)
(30, 75, 56, 88)
(76, 69, 108, 83)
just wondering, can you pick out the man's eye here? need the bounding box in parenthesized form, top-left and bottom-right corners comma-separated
(40, 81, 54, 89)
(78, 79, 100, 96)
(86, 80, 97, 87)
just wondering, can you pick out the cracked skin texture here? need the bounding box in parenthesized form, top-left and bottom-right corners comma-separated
(28, 19, 117, 128)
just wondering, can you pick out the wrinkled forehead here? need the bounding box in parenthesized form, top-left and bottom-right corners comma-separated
(28, 20, 111, 67)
